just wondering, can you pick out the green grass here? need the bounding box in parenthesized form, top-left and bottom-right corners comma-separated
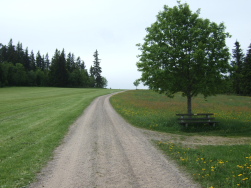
(0, 87, 121, 188)
(110, 90, 251, 188)
(110, 90, 251, 136)
(157, 142, 251, 188)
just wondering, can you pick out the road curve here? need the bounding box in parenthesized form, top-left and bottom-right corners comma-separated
(31, 93, 200, 188)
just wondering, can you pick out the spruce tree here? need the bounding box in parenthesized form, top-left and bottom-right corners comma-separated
(242, 44, 251, 95)
(23, 47, 30, 71)
(16, 42, 24, 65)
(50, 49, 68, 87)
(45, 53, 50, 70)
(92, 50, 102, 88)
(7, 39, 16, 64)
(36, 51, 43, 70)
(231, 41, 245, 95)
(49, 49, 59, 86)
(76, 57, 81, 69)
(0, 44, 8, 63)
(30, 50, 36, 71)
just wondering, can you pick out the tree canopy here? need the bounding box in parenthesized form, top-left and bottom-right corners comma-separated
(136, 2, 231, 114)
(0, 39, 108, 88)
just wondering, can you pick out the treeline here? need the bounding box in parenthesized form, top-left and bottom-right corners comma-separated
(225, 41, 251, 95)
(0, 39, 107, 88)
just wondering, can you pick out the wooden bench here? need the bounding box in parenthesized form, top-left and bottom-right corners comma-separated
(176, 113, 219, 127)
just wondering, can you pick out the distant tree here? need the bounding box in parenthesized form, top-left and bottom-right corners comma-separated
(81, 69, 90, 87)
(16, 42, 24, 65)
(27, 70, 37, 86)
(80, 59, 86, 70)
(10, 63, 27, 86)
(66, 53, 71, 72)
(92, 50, 102, 88)
(133, 79, 140, 90)
(50, 49, 68, 87)
(30, 50, 36, 71)
(44, 53, 50, 70)
(36, 51, 43, 70)
(0, 62, 11, 86)
(242, 44, 251, 95)
(136, 2, 230, 114)
(76, 56, 82, 69)
(231, 41, 245, 95)
(0, 44, 8, 63)
(89, 66, 95, 87)
(23, 47, 30, 71)
(49, 49, 60, 86)
(101, 76, 108, 88)
(7, 39, 16, 64)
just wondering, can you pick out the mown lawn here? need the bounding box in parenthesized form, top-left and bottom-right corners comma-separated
(0, 87, 120, 188)
(110, 90, 251, 188)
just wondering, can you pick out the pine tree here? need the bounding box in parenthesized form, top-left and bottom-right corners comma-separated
(231, 41, 245, 95)
(36, 51, 43, 70)
(242, 44, 251, 95)
(89, 66, 95, 87)
(16, 42, 24, 65)
(44, 53, 50, 70)
(49, 49, 68, 87)
(76, 56, 81, 69)
(0, 44, 8, 63)
(23, 47, 30, 71)
(30, 50, 36, 71)
(92, 50, 102, 88)
(7, 39, 16, 64)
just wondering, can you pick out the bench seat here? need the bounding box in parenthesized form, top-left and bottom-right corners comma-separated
(176, 113, 218, 127)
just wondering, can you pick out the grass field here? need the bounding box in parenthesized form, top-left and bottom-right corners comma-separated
(110, 90, 251, 136)
(110, 90, 251, 188)
(0, 87, 120, 188)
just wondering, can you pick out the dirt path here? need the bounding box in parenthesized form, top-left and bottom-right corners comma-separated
(31, 93, 200, 188)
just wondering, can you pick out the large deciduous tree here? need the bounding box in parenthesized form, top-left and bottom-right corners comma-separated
(136, 2, 231, 114)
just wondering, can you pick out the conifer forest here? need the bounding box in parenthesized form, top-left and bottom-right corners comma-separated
(0, 39, 107, 88)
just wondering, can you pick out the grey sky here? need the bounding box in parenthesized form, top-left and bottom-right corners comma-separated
(1, 0, 251, 89)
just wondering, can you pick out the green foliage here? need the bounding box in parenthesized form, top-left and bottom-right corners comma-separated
(242, 44, 251, 95)
(231, 41, 245, 95)
(157, 142, 251, 188)
(92, 49, 103, 88)
(0, 87, 120, 187)
(136, 2, 231, 113)
(110, 90, 251, 137)
(133, 79, 140, 89)
(0, 39, 107, 88)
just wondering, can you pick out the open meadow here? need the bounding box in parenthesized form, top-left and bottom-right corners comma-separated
(110, 90, 251, 188)
(0, 87, 120, 188)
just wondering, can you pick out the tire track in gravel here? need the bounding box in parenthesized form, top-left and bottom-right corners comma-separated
(30, 93, 200, 188)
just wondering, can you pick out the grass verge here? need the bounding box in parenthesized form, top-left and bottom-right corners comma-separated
(0, 87, 120, 188)
(157, 142, 251, 188)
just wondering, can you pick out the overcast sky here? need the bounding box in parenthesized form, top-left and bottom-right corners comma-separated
(1, 0, 251, 89)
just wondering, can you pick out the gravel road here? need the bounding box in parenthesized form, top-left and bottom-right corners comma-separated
(31, 93, 200, 188)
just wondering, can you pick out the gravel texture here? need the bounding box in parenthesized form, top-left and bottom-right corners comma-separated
(30, 93, 200, 188)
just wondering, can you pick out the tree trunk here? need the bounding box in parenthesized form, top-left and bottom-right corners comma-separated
(187, 95, 192, 114)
